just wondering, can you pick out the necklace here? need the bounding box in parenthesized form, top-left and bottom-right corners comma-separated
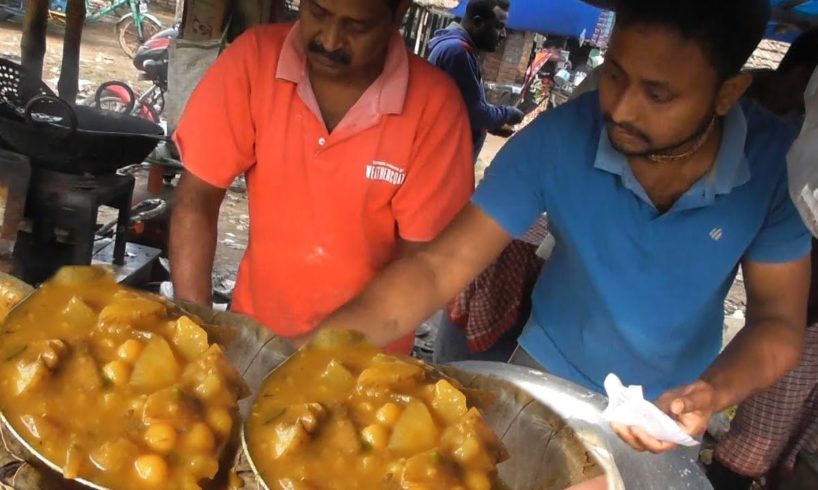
(647, 117, 718, 163)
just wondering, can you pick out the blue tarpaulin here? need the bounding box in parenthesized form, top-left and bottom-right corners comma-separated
(449, 0, 818, 40)
(450, 0, 605, 38)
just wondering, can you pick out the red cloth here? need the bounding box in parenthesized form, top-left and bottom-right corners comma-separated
(715, 324, 818, 477)
(448, 216, 549, 353)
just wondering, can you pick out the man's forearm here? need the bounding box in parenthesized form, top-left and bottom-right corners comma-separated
(702, 316, 804, 411)
(169, 174, 224, 306)
(317, 251, 452, 347)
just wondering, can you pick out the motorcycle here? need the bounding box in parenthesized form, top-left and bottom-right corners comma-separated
(91, 24, 182, 184)
(94, 24, 177, 123)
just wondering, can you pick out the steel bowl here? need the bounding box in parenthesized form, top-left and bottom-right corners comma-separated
(452, 361, 713, 490)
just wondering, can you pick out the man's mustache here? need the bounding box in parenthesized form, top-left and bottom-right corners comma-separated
(308, 41, 352, 65)
(603, 114, 650, 143)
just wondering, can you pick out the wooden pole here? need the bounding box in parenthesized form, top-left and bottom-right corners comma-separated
(58, 0, 86, 104)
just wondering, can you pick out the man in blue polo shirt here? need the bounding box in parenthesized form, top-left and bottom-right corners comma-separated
(314, 0, 812, 454)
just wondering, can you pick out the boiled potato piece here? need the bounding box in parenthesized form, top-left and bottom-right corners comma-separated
(442, 408, 509, 470)
(142, 386, 198, 427)
(20, 414, 61, 441)
(173, 316, 209, 361)
(357, 360, 424, 394)
(273, 422, 310, 459)
(388, 401, 439, 455)
(402, 451, 460, 487)
(63, 442, 86, 479)
(67, 354, 103, 393)
(320, 359, 355, 393)
(102, 360, 131, 387)
(89, 438, 138, 473)
(98, 297, 166, 326)
(15, 359, 50, 395)
(51, 266, 112, 286)
(182, 344, 246, 406)
(326, 414, 361, 455)
(431, 379, 468, 425)
(130, 338, 180, 392)
(62, 296, 97, 329)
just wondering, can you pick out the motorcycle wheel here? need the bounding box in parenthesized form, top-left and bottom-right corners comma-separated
(116, 15, 161, 58)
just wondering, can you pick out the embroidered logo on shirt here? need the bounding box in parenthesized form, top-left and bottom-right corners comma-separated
(366, 161, 406, 185)
(709, 228, 723, 241)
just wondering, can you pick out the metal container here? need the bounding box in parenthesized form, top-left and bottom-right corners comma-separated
(452, 361, 713, 490)
(241, 356, 608, 490)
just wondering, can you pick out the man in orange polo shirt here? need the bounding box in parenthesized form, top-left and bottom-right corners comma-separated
(170, 0, 474, 352)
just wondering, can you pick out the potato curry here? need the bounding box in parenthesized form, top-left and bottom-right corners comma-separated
(0, 267, 245, 489)
(246, 331, 509, 490)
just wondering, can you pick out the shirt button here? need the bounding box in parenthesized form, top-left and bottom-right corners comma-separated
(318, 137, 326, 146)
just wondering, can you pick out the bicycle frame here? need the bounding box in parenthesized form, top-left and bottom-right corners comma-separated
(39, 0, 149, 38)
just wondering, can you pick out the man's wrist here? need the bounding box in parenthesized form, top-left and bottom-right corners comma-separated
(698, 374, 738, 412)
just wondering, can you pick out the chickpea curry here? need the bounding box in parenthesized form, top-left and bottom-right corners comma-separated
(246, 331, 510, 490)
(0, 267, 246, 490)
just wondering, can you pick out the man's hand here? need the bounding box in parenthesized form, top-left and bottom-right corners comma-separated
(506, 106, 525, 125)
(612, 380, 716, 454)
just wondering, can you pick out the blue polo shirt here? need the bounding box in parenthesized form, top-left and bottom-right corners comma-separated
(473, 92, 811, 399)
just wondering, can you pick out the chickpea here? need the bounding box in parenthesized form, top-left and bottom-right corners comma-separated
(134, 454, 168, 486)
(361, 424, 389, 450)
(144, 423, 177, 454)
(375, 403, 402, 427)
(184, 422, 215, 452)
(102, 360, 131, 387)
(117, 339, 144, 364)
(206, 407, 233, 437)
(187, 454, 219, 480)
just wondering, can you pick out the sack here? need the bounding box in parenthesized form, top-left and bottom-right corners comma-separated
(788, 66, 818, 237)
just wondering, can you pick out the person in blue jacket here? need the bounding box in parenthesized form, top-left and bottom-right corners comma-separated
(427, 0, 524, 158)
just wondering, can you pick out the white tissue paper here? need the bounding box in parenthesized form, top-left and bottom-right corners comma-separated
(601, 373, 700, 447)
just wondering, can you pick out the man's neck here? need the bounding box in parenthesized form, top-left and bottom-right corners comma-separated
(308, 50, 388, 132)
(627, 123, 723, 213)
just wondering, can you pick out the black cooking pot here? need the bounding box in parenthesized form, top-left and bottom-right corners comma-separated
(0, 95, 165, 175)
(0, 58, 165, 175)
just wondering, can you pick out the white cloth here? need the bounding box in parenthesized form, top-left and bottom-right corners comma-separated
(601, 374, 700, 447)
(788, 66, 818, 238)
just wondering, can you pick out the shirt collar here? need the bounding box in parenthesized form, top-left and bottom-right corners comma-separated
(275, 21, 409, 116)
(593, 103, 752, 209)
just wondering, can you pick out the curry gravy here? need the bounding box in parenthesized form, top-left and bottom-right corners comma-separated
(246, 331, 509, 490)
(0, 267, 244, 489)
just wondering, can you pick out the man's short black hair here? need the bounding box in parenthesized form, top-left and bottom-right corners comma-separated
(466, 0, 510, 20)
(778, 28, 818, 73)
(614, 0, 771, 81)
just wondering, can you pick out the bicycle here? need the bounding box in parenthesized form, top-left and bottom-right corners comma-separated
(0, 0, 163, 58)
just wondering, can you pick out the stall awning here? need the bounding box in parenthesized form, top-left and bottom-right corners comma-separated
(450, 0, 606, 38)
(449, 0, 818, 40)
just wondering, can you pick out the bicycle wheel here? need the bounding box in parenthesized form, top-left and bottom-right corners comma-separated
(116, 15, 161, 58)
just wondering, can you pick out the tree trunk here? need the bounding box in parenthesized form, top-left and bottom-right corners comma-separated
(58, 0, 86, 104)
(20, 0, 48, 81)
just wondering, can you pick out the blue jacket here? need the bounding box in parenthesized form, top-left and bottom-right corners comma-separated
(427, 24, 513, 156)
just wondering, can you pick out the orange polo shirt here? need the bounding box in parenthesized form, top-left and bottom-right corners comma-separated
(174, 23, 474, 352)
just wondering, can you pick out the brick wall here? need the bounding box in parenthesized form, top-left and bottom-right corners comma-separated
(479, 30, 535, 86)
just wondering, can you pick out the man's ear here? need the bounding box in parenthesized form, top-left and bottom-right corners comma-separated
(715, 72, 752, 116)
